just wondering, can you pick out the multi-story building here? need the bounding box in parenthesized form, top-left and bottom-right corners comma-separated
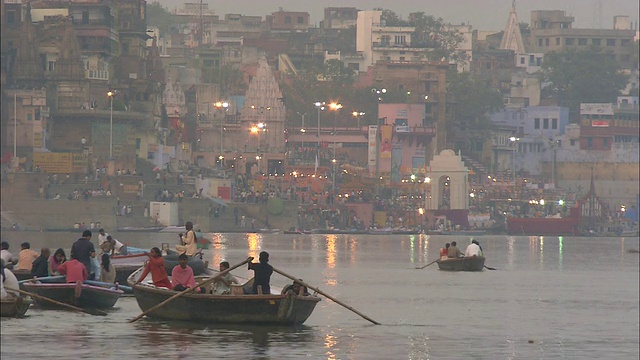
(578, 98, 639, 151)
(529, 11, 636, 67)
(356, 10, 418, 71)
(322, 7, 358, 30)
(266, 9, 310, 33)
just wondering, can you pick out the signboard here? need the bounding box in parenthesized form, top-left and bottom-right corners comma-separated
(592, 120, 610, 127)
(33, 132, 43, 148)
(380, 125, 392, 158)
(395, 118, 409, 133)
(33, 152, 73, 173)
(368, 125, 377, 172)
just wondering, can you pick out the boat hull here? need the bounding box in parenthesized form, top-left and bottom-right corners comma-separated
(507, 217, 578, 235)
(437, 257, 485, 272)
(132, 285, 320, 325)
(1, 296, 31, 317)
(22, 282, 123, 309)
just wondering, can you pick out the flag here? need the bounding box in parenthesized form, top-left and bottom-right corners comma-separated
(314, 154, 318, 175)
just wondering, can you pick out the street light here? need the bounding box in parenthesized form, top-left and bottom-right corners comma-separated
(107, 90, 115, 159)
(314, 101, 325, 146)
(213, 101, 229, 159)
(509, 136, 520, 192)
(352, 111, 365, 128)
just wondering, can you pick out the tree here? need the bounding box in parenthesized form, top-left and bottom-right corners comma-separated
(447, 71, 504, 131)
(541, 47, 627, 120)
(321, 59, 355, 86)
(407, 12, 468, 67)
(374, 8, 407, 26)
(146, 2, 186, 36)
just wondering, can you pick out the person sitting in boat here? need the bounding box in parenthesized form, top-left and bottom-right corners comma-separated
(439, 243, 450, 260)
(447, 241, 462, 258)
(16, 242, 39, 271)
(1, 259, 20, 300)
(213, 261, 238, 295)
(1, 242, 18, 269)
(283, 279, 310, 296)
(48, 248, 66, 276)
(176, 221, 197, 256)
(99, 253, 116, 284)
(171, 254, 205, 293)
(31, 247, 51, 278)
(248, 251, 273, 295)
(464, 240, 483, 257)
(57, 255, 89, 283)
(101, 236, 127, 256)
(134, 247, 172, 289)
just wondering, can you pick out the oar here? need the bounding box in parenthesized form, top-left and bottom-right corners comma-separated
(128, 257, 252, 323)
(6, 287, 107, 316)
(415, 259, 438, 269)
(272, 267, 381, 325)
(484, 265, 497, 270)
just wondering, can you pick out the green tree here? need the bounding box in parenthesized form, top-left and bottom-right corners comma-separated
(447, 71, 504, 131)
(321, 59, 355, 86)
(146, 2, 185, 36)
(541, 47, 627, 120)
(408, 12, 468, 67)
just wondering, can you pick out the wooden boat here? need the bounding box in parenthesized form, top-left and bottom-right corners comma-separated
(22, 280, 124, 309)
(11, 269, 34, 282)
(128, 267, 321, 325)
(436, 256, 485, 272)
(1, 296, 31, 317)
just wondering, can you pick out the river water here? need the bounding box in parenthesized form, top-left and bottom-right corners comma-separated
(1, 232, 638, 359)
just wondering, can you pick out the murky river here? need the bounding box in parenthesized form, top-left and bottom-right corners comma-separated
(1, 232, 638, 359)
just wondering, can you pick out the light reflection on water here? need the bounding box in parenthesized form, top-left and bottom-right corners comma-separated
(0, 232, 638, 359)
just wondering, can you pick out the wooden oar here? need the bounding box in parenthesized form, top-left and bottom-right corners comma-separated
(128, 257, 252, 323)
(415, 259, 438, 269)
(484, 265, 497, 270)
(6, 287, 107, 316)
(272, 267, 381, 325)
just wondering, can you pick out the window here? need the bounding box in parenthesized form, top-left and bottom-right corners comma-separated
(27, 113, 33, 121)
(587, 138, 593, 148)
(570, 139, 575, 146)
(552, 118, 558, 129)
(297, 16, 304, 24)
(136, 138, 141, 150)
(520, 57, 525, 64)
(425, 103, 432, 115)
(512, 112, 517, 120)
(6, 10, 15, 24)
(285, 16, 291, 24)
(565, 38, 574, 45)
(603, 138, 609, 147)
(48, 61, 56, 72)
(592, 38, 601, 46)
(82, 11, 89, 24)
(556, 38, 560, 45)
(394, 35, 406, 44)
(545, 38, 549, 46)
(122, 43, 129, 55)
(543, 118, 549, 129)
(578, 38, 587, 46)
(621, 39, 631, 47)
(534, 118, 540, 129)
(424, 82, 431, 92)
(606, 39, 616, 46)
(538, 38, 543, 46)
(35, 108, 41, 121)
(399, 57, 405, 61)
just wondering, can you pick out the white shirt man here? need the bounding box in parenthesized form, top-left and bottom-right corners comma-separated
(1, 268, 20, 299)
(98, 229, 109, 246)
(465, 242, 483, 257)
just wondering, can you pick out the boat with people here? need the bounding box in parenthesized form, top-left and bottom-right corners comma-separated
(436, 256, 485, 272)
(1, 295, 31, 317)
(21, 277, 124, 309)
(128, 266, 321, 325)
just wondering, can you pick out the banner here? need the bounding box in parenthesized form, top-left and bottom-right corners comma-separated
(368, 125, 377, 174)
(380, 125, 392, 159)
(391, 143, 403, 185)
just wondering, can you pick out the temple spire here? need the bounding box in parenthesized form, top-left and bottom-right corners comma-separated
(499, 0, 525, 53)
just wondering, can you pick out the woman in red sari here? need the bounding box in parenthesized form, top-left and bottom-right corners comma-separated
(134, 247, 172, 288)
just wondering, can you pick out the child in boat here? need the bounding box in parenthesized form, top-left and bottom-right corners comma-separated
(134, 247, 172, 289)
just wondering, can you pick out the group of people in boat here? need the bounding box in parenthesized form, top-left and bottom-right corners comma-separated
(439, 240, 484, 260)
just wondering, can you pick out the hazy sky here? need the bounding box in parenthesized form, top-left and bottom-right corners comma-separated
(155, 0, 639, 31)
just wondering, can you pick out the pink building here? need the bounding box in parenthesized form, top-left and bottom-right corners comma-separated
(374, 103, 436, 183)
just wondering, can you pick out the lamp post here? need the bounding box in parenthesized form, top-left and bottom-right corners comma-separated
(297, 112, 306, 152)
(214, 101, 229, 161)
(107, 90, 115, 159)
(314, 102, 324, 149)
(509, 136, 520, 193)
(352, 111, 365, 128)
(372, 88, 386, 197)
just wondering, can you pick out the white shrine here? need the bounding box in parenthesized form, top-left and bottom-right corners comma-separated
(426, 149, 469, 210)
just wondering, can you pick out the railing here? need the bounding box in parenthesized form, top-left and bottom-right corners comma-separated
(85, 70, 109, 81)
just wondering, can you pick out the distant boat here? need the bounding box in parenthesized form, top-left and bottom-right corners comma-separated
(426, 229, 487, 236)
(436, 256, 485, 272)
(117, 226, 163, 232)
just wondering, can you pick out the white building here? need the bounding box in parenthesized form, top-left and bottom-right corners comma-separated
(356, 10, 417, 70)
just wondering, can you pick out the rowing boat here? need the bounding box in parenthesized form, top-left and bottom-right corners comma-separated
(128, 267, 321, 325)
(436, 256, 485, 272)
(1, 296, 31, 317)
(22, 280, 124, 309)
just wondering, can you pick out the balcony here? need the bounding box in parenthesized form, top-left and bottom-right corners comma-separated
(85, 70, 109, 81)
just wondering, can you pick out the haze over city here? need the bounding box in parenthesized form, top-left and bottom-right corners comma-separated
(155, 0, 640, 30)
